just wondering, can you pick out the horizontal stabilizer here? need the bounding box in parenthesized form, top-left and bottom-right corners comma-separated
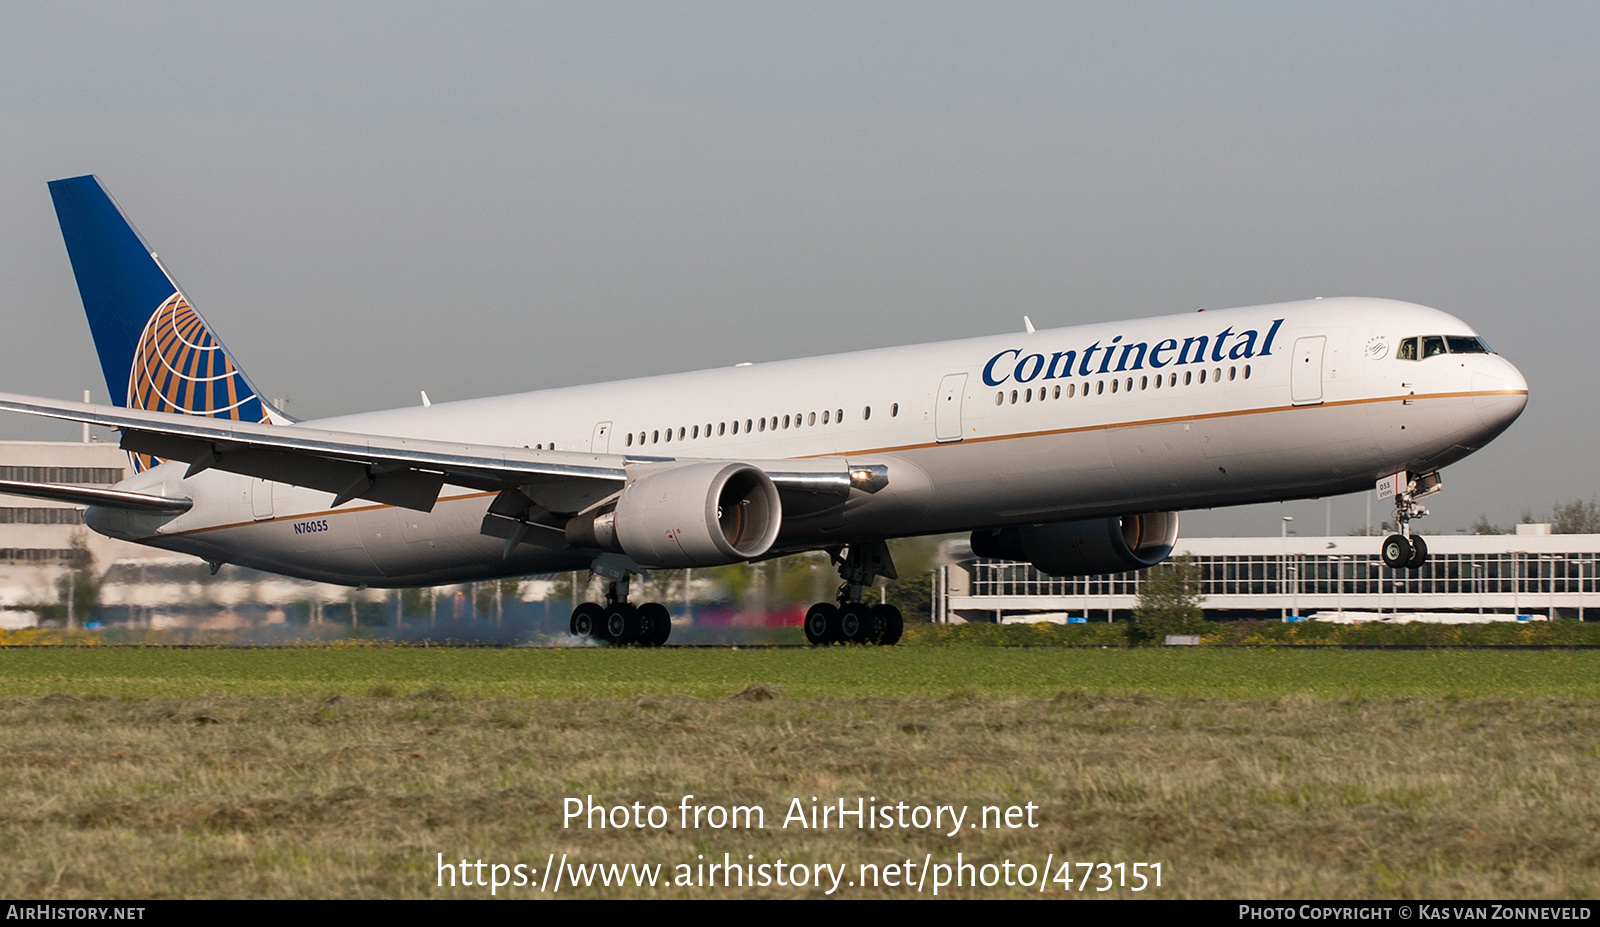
(0, 479, 193, 513)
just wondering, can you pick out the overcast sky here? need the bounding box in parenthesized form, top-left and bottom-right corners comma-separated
(2, 2, 1595, 536)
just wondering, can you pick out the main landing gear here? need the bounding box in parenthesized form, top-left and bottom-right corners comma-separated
(570, 576, 672, 646)
(803, 541, 905, 646)
(1379, 470, 1443, 571)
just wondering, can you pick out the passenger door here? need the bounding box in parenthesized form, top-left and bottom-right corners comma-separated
(1291, 336, 1326, 405)
(936, 374, 967, 443)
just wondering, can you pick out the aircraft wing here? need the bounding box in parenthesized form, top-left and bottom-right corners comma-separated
(0, 392, 856, 517)
(0, 390, 629, 514)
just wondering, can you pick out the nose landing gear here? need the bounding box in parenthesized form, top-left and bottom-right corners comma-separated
(1378, 470, 1442, 571)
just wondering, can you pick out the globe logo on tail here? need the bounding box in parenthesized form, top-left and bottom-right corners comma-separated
(126, 292, 268, 471)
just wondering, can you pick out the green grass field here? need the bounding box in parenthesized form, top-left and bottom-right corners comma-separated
(3, 646, 1599, 899)
(3, 645, 1599, 700)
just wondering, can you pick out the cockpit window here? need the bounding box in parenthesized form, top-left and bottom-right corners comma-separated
(1401, 334, 1494, 359)
(1446, 335, 1491, 354)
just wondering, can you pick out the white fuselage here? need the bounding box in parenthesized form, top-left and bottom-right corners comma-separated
(91, 297, 1527, 586)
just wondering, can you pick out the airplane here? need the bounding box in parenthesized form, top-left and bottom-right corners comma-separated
(0, 175, 1528, 646)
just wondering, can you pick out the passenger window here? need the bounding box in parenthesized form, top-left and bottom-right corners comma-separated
(995, 392, 1003, 406)
(837, 408, 844, 422)
(808, 412, 816, 426)
(626, 433, 633, 447)
(664, 428, 672, 442)
(1184, 371, 1192, 385)
(1199, 369, 1207, 384)
(823, 410, 831, 423)
(1140, 376, 1148, 390)
(1126, 377, 1133, 392)
(1053, 385, 1061, 399)
(746, 419, 754, 432)
(678, 427, 685, 440)
(863, 407, 871, 421)
(1096, 380, 1104, 395)
(1397, 338, 1418, 361)
(652, 430, 659, 444)
(783, 415, 790, 429)
(719, 423, 726, 436)
(758, 418, 766, 432)
(1244, 365, 1251, 379)
(1423, 336, 1446, 358)
(1228, 366, 1236, 381)
(891, 403, 899, 417)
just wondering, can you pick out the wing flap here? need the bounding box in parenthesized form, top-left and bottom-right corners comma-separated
(118, 432, 446, 511)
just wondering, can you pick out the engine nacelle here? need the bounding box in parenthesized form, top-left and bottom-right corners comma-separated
(565, 462, 782, 568)
(969, 512, 1180, 577)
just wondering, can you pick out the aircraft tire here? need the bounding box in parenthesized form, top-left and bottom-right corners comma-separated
(637, 602, 671, 647)
(804, 603, 838, 645)
(1406, 535, 1429, 570)
(1381, 534, 1411, 570)
(840, 603, 875, 644)
(873, 603, 904, 646)
(604, 603, 640, 645)
(571, 602, 603, 640)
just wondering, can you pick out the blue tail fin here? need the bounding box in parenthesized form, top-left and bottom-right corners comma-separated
(49, 176, 285, 470)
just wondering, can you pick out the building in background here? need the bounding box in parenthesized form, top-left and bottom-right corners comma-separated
(938, 529, 1600, 624)
(0, 438, 501, 629)
(0, 439, 154, 624)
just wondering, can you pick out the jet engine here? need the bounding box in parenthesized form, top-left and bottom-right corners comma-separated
(565, 462, 782, 568)
(969, 512, 1180, 576)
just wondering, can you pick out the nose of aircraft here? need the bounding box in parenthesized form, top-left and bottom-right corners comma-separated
(1470, 355, 1528, 438)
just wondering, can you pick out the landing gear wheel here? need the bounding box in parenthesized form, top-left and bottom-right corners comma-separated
(1406, 535, 1429, 570)
(636, 602, 672, 647)
(1381, 534, 1412, 570)
(804, 603, 839, 645)
(570, 602, 602, 639)
(872, 604, 903, 646)
(839, 603, 875, 643)
(603, 603, 640, 645)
